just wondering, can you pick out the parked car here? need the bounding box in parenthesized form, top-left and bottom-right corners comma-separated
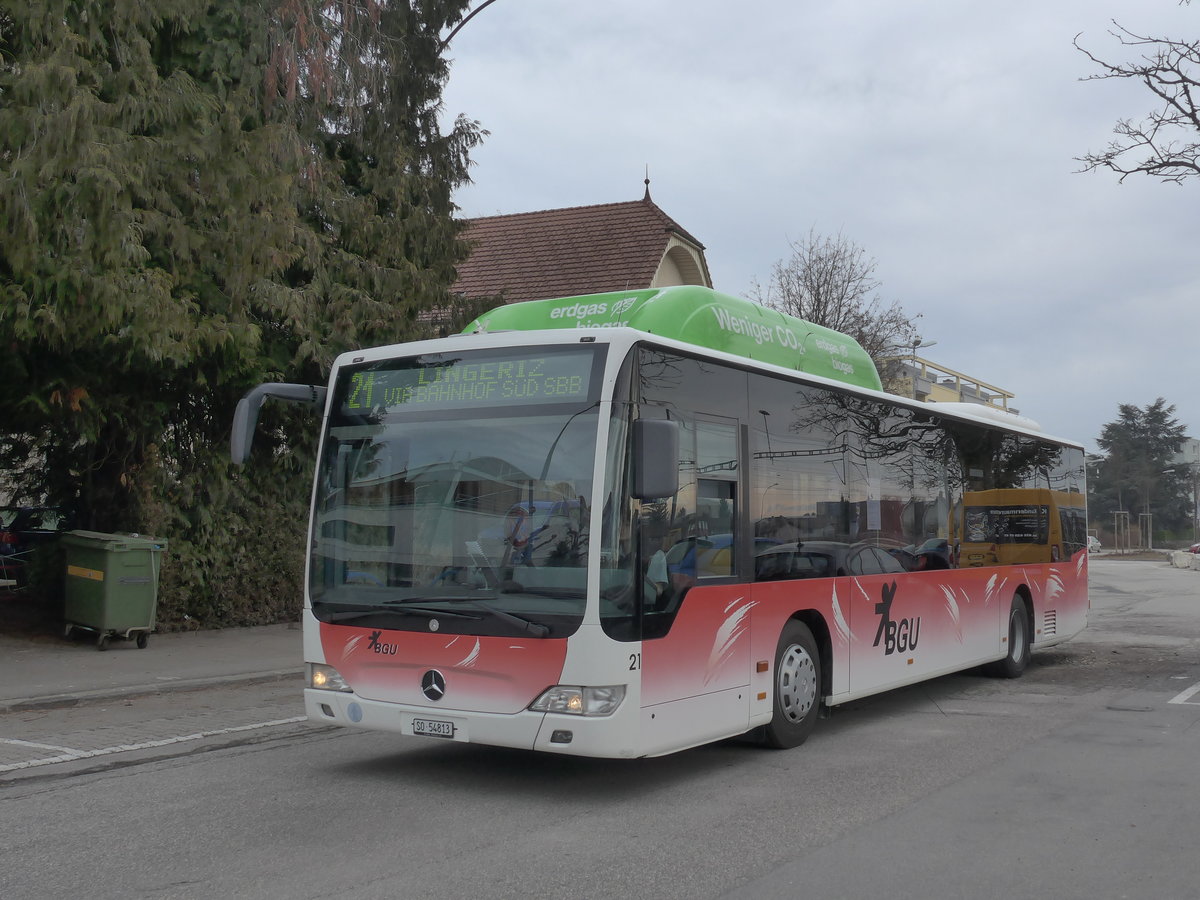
(884, 546, 921, 571)
(1087, 536, 1102, 553)
(1188, 542, 1200, 554)
(911, 537, 952, 570)
(0, 506, 72, 588)
(755, 540, 907, 581)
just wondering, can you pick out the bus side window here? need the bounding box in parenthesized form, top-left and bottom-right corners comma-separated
(696, 479, 735, 577)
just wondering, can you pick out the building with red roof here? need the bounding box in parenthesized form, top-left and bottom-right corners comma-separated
(453, 183, 712, 304)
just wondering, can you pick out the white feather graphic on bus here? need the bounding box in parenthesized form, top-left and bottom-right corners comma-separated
(450, 636, 481, 669)
(1045, 570, 1065, 606)
(940, 585, 963, 642)
(704, 598, 755, 685)
(340, 633, 366, 662)
(830, 584, 852, 647)
(984, 573, 1009, 609)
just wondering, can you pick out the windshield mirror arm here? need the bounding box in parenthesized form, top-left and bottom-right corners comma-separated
(231, 383, 328, 464)
(538, 402, 602, 483)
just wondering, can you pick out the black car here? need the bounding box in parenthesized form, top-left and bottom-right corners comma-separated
(755, 540, 908, 581)
(911, 537, 952, 569)
(0, 506, 72, 588)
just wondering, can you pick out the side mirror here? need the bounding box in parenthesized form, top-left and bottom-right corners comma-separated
(632, 419, 679, 500)
(231, 383, 327, 465)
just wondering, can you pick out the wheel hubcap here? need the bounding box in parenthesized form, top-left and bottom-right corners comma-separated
(778, 643, 817, 723)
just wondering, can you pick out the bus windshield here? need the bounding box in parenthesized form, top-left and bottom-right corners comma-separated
(309, 345, 606, 638)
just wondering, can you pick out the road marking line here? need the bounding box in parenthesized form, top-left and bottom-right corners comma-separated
(1, 737, 80, 753)
(0, 715, 308, 773)
(1167, 682, 1200, 705)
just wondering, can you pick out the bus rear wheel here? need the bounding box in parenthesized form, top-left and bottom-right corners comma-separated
(763, 621, 821, 749)
(985, 595, 1031, 678)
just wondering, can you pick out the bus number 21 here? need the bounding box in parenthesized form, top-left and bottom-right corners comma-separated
(629, 653, 641, 671)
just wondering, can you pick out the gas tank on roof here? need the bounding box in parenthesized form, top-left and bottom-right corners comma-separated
(463, 285, 882, 392)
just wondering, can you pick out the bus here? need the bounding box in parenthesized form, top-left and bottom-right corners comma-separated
(232, 285, 1088, 758)
(956, 489, 1088, 567)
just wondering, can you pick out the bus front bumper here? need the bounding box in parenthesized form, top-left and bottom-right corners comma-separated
(304, 689, 642, 758)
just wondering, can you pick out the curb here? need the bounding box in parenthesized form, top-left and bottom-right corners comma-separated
(0, 667, 304, 714)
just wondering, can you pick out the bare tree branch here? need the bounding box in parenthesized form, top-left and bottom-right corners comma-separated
(1076, 11, 1200, 184)
(748, 229, 922, 386)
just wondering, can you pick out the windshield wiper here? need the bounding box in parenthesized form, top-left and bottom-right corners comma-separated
(385, 596, 550, 638)
(498, 583, 586, 600)
(319, 602, 482, 625)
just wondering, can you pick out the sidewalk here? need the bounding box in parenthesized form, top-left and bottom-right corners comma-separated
(0, 620, 304, 712)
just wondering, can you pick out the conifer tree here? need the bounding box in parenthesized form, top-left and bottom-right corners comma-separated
(1091, 399, 1191, 542)
(0, 1, 482, 624)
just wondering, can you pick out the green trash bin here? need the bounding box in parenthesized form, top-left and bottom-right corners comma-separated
(62, 531, 168, 650)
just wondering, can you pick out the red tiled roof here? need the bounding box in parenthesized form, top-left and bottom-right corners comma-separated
(453, 197, 706, 305)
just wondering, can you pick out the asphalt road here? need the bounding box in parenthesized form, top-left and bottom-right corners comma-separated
(2, 559, 1199, 900)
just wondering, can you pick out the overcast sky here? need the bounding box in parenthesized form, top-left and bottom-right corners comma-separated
(439, 0, 1198, 454)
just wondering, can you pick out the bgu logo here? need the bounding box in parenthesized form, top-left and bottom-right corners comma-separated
(367, 630, 397, 655)
(873, 581, 921, 655)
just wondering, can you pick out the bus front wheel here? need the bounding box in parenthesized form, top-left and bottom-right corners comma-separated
(985, 595, 1031, 678)
(763, 621, 821, 749)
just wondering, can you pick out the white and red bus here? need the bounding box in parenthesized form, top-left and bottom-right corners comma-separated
(232, 285, 1088, 757)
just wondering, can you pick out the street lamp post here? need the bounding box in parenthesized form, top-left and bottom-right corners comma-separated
(902, 339, 937, 400)
(760, 482, 780, 517)
(441, 0, 502, 48)
(758, 409, 772, 455)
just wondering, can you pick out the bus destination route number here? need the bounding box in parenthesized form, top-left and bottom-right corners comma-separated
(344, 352, 593, 413)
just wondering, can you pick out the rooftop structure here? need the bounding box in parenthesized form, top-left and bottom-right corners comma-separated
(890, 355, 1018, 413)
(453, 186, 711, 304)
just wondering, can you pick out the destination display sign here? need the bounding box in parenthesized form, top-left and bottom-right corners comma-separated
(341, 349, 596, 414)
(964, 505, 1049, 543)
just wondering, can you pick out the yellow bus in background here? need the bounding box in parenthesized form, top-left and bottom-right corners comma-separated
(957, 489, 1087, 566)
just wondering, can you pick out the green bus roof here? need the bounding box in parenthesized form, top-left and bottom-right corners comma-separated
(462, 285, 883, 392)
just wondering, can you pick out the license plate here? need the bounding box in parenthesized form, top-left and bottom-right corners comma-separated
(412, 717, 455, 739)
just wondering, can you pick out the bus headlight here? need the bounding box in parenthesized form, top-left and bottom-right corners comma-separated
(529, 685, 626, 716)
(309, 663, 353, 692)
